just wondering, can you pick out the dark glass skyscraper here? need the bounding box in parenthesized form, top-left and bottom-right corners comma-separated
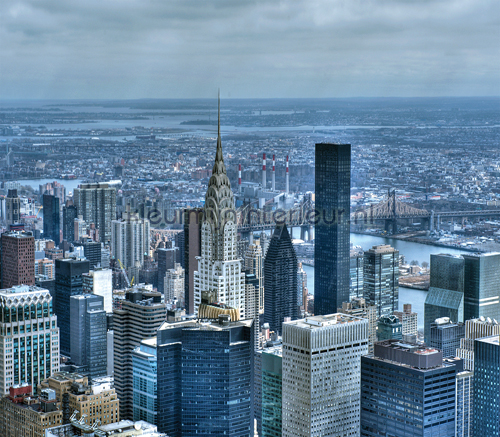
(157, 247, 177, 295)
(157, 317, 253, 437)
(55, 258, 90, 355)
(43, 194, 60, 244)
(62, 203, 78, 242)
(314, 143, 351, 315)
(264, 224, 298, 334)
(473, 335, 500, 435)
(183, 208, 202, 315)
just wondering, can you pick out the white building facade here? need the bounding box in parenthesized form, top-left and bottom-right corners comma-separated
(111, 215, 150, 270)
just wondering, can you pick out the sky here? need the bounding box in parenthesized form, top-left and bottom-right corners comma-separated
(1, 0, 499, 99)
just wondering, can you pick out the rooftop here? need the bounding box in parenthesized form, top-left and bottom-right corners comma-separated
(285, 313, 364, 329)
(0, 285, 49, 295)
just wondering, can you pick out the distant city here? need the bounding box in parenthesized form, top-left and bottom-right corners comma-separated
(0, 97, 499, 436)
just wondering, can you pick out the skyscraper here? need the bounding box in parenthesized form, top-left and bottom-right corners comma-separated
(157, 247, 177, 295)
(132, 338, 158, 424)
(314, 143, 351, 315)
(350, 249, 364, 300)
(429, 317, 465, 358)
(363, 244, 399, 317)
(361, 340, 458, 437)
(82, 240, 101, 269)
(463, 252, 500, 321)
(183, 208, 202, 315)
(245, 239, 264, 315)
(430, 253, 464, 292)
(70, 294, 107, 378)
(156, 316, 253, 437)
(0, 285, 60, 394)
(424, 287, 464, 343)
(73, 182, 117, 244)
(473, 335, 500, 435)
(5, 189, 20, 226)
(43, 194, 60, 245)
(111, 212, 150, 270)
(54, 258, 90, 356)
(62, 202, 77, 242)
(113, 289, 166, 420)
(264, 224, 298, 334)
(1, 230, 35, 289)
(82, 268, 113, 313)
(261, 346, 283, 437)
(282, 313, 368, 436)
(193, 98, 245, 318)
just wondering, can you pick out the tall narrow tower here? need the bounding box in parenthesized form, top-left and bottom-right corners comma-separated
(193, 94, 246, 318)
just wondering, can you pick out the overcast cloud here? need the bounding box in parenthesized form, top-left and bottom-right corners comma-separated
(0, 0, 498, 99)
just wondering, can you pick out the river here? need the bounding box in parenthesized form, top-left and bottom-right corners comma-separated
(300, 233, 470, 329)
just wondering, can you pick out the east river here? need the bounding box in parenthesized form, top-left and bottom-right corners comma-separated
(300, 232, 470, 329)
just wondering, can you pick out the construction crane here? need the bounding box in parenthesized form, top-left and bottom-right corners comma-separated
(117, 259, 134, 288)
(35, 205, 43, 218)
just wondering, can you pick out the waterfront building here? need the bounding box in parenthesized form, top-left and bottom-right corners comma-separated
(193, 102, 246, 318)
(113, 289, 166, 420)
(424, 287, 464, 343)
(245, 239, 264, 315)
(111, 212, 150, 271)
(363, 244, 399, 317)
(183, 208, 202, 315)
(393, 303, 418, 339)
(264, 224, 298, 335)
(377, 315, 403, 341)
(314, 143, 351, 315)
(0, 385, 63, 437)
(0, 285, 60, 395)
(43, 194, 60, 245)
(430, 253, 464, 292)
(132, 338, 157, 425)
(350, 249, 364, 300)
(82, 268, 113, 313)
(156, 247, 177, 295)
(156, 316, 253, 436)
(54, 258, 90, 356)
(69, 294, 107, 379)
(457, 316, 500, 371)
(73, 182, 117, 244)
(282, 313, 368, 436)
(338, 297, 377, 354)
(62, 203, 77, 242)
(1, 230, 35, 289)
(429, 317, 465, 358)
(456, 370, 473, 437)
(473, 335, 500, 435)
(361, 340, 458, 436)
(463, 252, 500, 321)
(39, 372, 119, 426)
(262, 346, 282, 437)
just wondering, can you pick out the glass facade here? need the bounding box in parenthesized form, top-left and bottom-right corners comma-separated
(429, 320, 465, 358)
(456, 371, 473, 437)
(261, 349, 282, 437)
(430, 253, 464, 292)
(132, 339, 157, 425)
(473, 336, 500, 435)
(43, 194, 60, 244)
(314, 143, 351, 315)
(424, 287, 464, 344)
(349, 253, 363, 300)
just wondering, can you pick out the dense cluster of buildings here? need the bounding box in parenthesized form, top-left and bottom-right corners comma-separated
(0, 103, 498, 436)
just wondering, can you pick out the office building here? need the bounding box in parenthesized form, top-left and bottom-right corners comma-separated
(363, 244, 399, 317)
(73, 182, 117, 244)
(35, 258, 54, 279)
(132, 338, 158, 425)
(361, 340, 458, 437)
(156, 316, 253, 437)
(473, 335, 500, 435)
(457, 316, 500, 371)
(183, 208, 202, 315)
(111, 213, 150, 271)
(314, 143, 351, 315)
(393, 303, 418, 338)
(114, 289, 166, 420)
(244, 271, 261, 351)
(163, 263, 184, 305)
(0, 285, 60, 395)
(0, 385, 63, 437)
(193, 106, 246, 318)
(429, 317, 465, 358)
(297, 262, 308, 310)
(282, 314, 368, 436)
(262, 346, 282, 437)
(264, 224, 298, 335)
(463, 252, 500, 321)
(377, 315, 403, 341)
(82, 268, 113, 313)
(456, 370, 473, 437)
(1, 230, 35, 289)
(62, 202, 78, 243)
(424, 287, 464, 343)
(174, 231, 185, 268)
(350, 249, 364, 300)
(70, 294, 107, 379)
(5, 189, 20, 226)
(43, 194, 60, 244)
(156, 247, 177, 295)
(54, 258, 90, 356)
(46, 419, 165, 437)
(39, 372, 119, 426)
(245, 239, 264, 315)
(82, 240, 101, 269)
(430, 253, 464, 292)
(338, 297, 377, 353)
